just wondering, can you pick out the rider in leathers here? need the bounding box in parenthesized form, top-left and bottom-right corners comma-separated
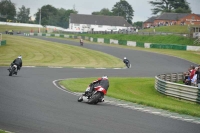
(123, 57, 129, 65)
(8, 55, 22, 75)
(83, 76, 109, 96)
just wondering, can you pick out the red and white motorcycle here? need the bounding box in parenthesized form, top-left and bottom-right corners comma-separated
(78, 84, 107, 104)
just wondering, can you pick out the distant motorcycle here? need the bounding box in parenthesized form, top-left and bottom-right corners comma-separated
(124, 60, 131, 68)
(78, 83, 106, 104)
(80, 41, 83, 46)
(8, 65, 18, 76)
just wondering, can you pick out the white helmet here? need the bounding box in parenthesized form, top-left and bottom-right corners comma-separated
(18, 55, 22, 59)
(124, 57, 126, 59)
(102, 75, 108, 79)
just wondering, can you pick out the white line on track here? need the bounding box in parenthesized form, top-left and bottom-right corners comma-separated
(48, 66, 63, 68)
(23, 66, 36, 67)
(95, 68, 106, 69)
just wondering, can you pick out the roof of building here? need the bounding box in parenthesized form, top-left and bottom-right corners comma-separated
(155, 13, 190, 20)
(144, 16, 157, 23)
(70, 14, 132, 27)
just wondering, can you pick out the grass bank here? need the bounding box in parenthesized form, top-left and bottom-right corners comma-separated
(80, 34, 195, 46)
(0, 35, 123, 67)
(0, 25, 44, 33)
(139, 25, 189, 34)
(60, 77, 200, 117)
(0, 130, 7, 133)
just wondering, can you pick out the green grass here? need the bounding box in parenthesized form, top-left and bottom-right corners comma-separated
(0, 35, 124, 67)
(0, 130, 7, 133)
(60, 77, 200, 117)
(80, 34, 195, 46)
(0, 25, 45, 33)
(139, 25, 189, 34)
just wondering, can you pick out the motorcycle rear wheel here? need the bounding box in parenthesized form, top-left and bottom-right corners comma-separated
(88, 92, 101, 104)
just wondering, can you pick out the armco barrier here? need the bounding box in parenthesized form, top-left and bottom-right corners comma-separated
(93, 38, 97, 42)
(0, 40, 6, 46)
(136, 42, 144, 47)
(118, 40, 127, 45)
(150, 44, 187, 50)
(155, 73, 200, 103)
(27, 33, 200, 51)
(104, 38, 110, 44)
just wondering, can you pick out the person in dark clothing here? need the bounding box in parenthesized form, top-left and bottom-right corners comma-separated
(123, 57, 129, 64)
(196, 66, 200, 85)
(83, 76, 109, 96)
(8, 55, 23, 75)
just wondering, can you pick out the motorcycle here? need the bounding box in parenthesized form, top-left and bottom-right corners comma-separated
(78, 84, 106, 104)
(8, 65, 18, 76)
(80, 41, 83, 46)
(125, 60, 131, 68)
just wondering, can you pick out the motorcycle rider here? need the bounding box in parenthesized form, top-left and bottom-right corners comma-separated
(80, 38, 83, 45)
(123, 57, 129, 65)
(8, 55, 22, 75)
(83, 75, 109, 97)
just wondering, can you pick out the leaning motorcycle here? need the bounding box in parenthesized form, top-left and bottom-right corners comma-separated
(125, 60, 131, 68)
(80, 41, 83, 46)
(8, 65, 17, 76)
(78, 84, 107, 104)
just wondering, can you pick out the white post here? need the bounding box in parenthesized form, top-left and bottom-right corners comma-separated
(0, 33, 2, 41)
(39, 9, 41, 33)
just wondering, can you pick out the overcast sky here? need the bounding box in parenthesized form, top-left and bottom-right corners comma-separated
(11, 0, 200, 22)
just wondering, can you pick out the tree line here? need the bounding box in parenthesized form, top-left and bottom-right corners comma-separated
(0, 0, 192, 28)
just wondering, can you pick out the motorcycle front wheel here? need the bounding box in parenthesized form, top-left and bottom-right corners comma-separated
(9, 67, 15, 76)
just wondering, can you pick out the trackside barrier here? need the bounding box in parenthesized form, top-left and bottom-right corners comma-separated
(27, 33, 200, 51)
(0, 40, 6, 46)
(155, 73, 200, 104)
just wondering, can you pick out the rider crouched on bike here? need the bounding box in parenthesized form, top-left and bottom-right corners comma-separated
(123, 57, 129, 65)
(8, 55, 22, 75)
(83, 76, 109, 97)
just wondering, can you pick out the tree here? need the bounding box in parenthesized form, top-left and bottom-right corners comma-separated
(0, 0, 16, 20)
(34, 5, 78, 28)
(133, 21, 143, 29)
(57, 8, 77, 28)
(35, 5, 58, 26)
(17, 5, 30, 23)
(112, 0, 134, 24)
(92, 8, 113, 16)
(149, 0, 191, 15)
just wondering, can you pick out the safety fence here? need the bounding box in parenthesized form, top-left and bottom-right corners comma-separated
(27, 33, 200, 51)
(86, 31, 188, 37)
(0, 40, 6, 46)
(155, 73, 200, 104)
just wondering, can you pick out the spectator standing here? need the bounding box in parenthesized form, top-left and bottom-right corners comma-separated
(190, 66, 196, 80)
(191, 67, 198, 86)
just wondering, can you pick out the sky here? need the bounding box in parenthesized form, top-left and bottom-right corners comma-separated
(11, 0, 200, 22)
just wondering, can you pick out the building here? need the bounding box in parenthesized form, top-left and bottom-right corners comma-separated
(143, 16, 157, 28)
(143, 13, 200, 28)
(69, 14, 132, 32)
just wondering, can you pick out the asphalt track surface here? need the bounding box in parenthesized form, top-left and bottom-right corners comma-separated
(0, 36, 199, 133)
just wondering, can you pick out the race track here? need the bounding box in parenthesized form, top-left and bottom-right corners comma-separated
(0, 36, 199, 133)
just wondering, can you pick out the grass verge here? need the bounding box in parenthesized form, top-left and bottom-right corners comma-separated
(0, 25, 45, 33)
(0, 35, 124, 67)
(139, 25, 189, 34)
(0, 130, 7, 133)
(60, 77, 200, 117)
